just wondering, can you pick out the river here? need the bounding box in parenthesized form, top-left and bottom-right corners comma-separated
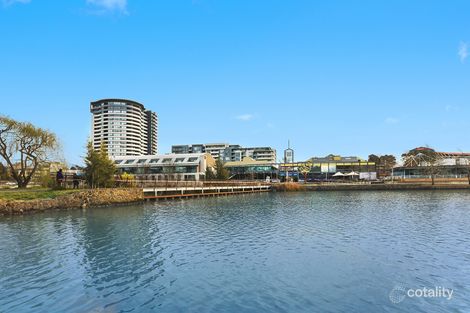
(1, 191, 469, 312)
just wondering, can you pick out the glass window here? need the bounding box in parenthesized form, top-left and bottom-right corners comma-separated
(125, 159, 135, 164)
(149, 167, 163, 174)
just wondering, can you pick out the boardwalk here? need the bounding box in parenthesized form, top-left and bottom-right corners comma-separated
(143, 183, 271, 200)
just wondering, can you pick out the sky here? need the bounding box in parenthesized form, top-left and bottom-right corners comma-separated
(1, 0, 470, 165)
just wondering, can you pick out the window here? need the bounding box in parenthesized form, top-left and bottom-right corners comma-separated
(137, 159, 147, 164)
(149, 167, 163, 174)
(162, 158, 173, 163)
(188, 157, 198, 162)
(175, 158, 185, 163)
(114, 160, 123, 164)
(125, 159, 135, 164)
(149, 159, 160, 164)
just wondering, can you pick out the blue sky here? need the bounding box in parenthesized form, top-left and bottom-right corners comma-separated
(1, 0, 470, 165)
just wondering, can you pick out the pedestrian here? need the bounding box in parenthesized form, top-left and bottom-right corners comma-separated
(73, 173, 80, 189)
(56, 169, 64, 187)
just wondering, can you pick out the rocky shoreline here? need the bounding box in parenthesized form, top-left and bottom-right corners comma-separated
(0, 188, 144, 216)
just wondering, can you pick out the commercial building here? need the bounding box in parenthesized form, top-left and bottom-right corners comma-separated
(280, 154, 376, 181)
(224, 157, 279, 180)
(394, 147, 470, 179)
(113, 153, 215, 181)
(90, 99, 158, 157)
(172, 143, 277, 163)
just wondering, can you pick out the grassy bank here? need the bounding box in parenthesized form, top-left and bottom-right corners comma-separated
(0, 189, 81, 201)
(0, 188, 144, 216)
(272, 182, 306, 192)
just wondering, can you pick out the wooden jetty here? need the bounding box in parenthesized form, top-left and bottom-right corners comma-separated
(143, 184, 271, 200)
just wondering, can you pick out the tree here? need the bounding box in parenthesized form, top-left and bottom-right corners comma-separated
(0, 116, 59, 188)
(0, 162, 10, 180)
(205, 167, 216, 180)
(379, 155, 397, 170)
(402, 147, 441, 185)
(214, 159, 229, 180)
(298, 161, 313, 184)
(368, 154, 380, 164)
(368, 154, 396, 178)
(84, 142, 116, 188)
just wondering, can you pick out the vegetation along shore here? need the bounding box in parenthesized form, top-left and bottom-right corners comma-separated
(0, 188, 143, 216)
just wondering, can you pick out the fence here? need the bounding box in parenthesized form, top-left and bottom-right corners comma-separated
(116, 179, 271, 189)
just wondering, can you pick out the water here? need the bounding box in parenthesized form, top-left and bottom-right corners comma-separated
(1, 191, 470, 313)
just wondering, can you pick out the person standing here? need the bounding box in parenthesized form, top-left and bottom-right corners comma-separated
(56, 169, 64, 188)
(72, 173, 80, 189)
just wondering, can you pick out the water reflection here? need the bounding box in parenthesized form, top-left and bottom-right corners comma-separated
(1, 191, 470, 313)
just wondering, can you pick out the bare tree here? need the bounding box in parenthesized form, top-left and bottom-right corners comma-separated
(298, 161, 312, 184)
(402, 147, 441, 185)
(0, 116, 59, 188)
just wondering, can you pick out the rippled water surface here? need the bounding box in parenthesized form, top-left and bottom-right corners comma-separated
(1, 191, 470, 313)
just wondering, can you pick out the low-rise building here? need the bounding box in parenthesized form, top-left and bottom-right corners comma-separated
(280, 154, 376, 181)
(224, 157, 279, 180)
(112, 153, 215, 181)
(394, 147, 470, 179)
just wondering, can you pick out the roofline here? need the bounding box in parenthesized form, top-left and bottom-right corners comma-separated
(111, 153, 209, 159)
(91, 99, 146, 110)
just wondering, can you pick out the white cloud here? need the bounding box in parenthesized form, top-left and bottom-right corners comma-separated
(458, 42, 468, 63)
(2, 0, 30, 6)
(86, 0, 127, 13)
(236, 114, 254, 121)
(385, 117, 399, 124)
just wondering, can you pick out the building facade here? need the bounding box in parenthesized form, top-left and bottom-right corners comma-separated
(394, 147, 470, 179)
(112, 153, 215, 181)
(280, 154, 376, 181)
(224, 157, 279, 180)
(284, 141, 294, 163)
(171, 143, 277, 163)
(91, 99, 158, 157)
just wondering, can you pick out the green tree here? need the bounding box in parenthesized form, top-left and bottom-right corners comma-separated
(0, 116, 59, 188)
(368, 154, 396, 170)
(205, 167, 216, 180)
(379, 155, 397, 170)
(368, 154, 380, 164)
(214, 159, 230, 180)
(84, 142, 116, 188)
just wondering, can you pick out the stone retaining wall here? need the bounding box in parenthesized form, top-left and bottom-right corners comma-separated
(0, 188, 144, 216)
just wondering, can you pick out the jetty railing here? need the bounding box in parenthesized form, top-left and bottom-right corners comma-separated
(141, 180, 272, 200)
(116, 179, 271, 189)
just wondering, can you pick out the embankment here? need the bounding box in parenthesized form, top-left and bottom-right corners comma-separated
(273, 183, 470, 192)
(0, 188, 143, 216)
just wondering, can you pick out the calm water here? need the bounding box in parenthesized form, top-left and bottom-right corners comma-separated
(1, 191, 470, 313)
